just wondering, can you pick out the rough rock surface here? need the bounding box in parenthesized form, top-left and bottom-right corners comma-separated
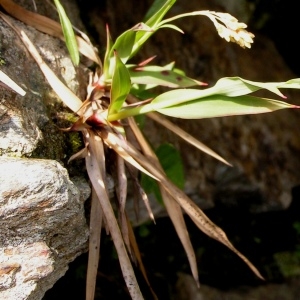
(0, 158, 89, 300)
(175, 272, 300, 300)
(0, 0, 90, 299)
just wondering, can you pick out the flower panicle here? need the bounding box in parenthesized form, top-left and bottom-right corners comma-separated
(207, 11, 255, 49)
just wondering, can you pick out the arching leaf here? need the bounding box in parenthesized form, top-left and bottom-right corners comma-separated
(154, 94, 299, 119)
(108, 51, 131, 115)
(53, 0, 79, 65)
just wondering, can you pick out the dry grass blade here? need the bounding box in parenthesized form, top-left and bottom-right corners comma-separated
(0, 69, 26, 96)
(85, 134, 105, 300)
(97, 128, 159, 181)
(128, 117, 199, 287)
(162, 182, 265, 281)
(86, 187, 103, 300)
(68, 145, 88, 163)
(160, 188, 200, 286)
(117, 155, 127, 213)
(148, 112, 231, 166)
(84, 129, 144, 300)
(0, 0, 101, 65)
(126, 213, 158, 300)
(117, 155, 132, 257)
(18, 29, 83, 113)
(127, 163, 155, 223)
(100, 126, 264, 280)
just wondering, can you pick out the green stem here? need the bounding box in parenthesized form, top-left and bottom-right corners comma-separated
(107, 103, 154, 122)
(159, 11, 209, 26)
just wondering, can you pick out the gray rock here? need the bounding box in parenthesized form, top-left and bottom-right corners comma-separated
(175, 272, 300, 300)
(0, 0, 86, 159)
(0, 1, 90, 299)
(0, 158, 89, 300)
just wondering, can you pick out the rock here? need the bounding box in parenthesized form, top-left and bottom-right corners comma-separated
(0, 1, 90, 299)
(0, 0, 87, 159)
(0, 157, 89, 300)
(174, 272, 300, 300)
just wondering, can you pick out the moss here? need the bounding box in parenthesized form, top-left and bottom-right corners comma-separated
(30, 123, 66, 161)
(66, 131, 84, 156)
(0, 57, 5, 66)
(0, 148, 24, 157)
(273, 251, 300, 278)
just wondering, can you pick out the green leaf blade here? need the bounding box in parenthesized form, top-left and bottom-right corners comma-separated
(105, 23, 152, 78)
(143, 0, 176, 24)
(129, 65, 205, 88)
(108, 51, 132, 116)
(103, 25, 114, 79)
(213, 77, 286, 98)
(130, 0, 176, 59)
(154, 94, 299, 119)
(53, 0, 79, 65)
(109, 28, 137, 65)
(150, 77, 300, 111)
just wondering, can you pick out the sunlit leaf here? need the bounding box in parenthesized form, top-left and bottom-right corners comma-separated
(128, 64, 205, 88)
(0, 69, 26, 96)
(108, 51, 131, 115)
(53, 0, 79, 65)
(109, 27, 136, 64)
(130, 0, 176, 59)
(103, 25, 113, 79)
(212, 77, 289, 98)
(154, 94, 299, 119)
(148, 76, 300, 112)
(143, 0, 176, 23)
(277, 78, 300, 89)
(159, 23, 184, 33)
(105, 23, 152, 76)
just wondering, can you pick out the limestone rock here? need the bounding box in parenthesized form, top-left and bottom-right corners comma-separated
(0, 0, 86, 159)
(0, 1, 90, 299)
(0, 157, 89, 300)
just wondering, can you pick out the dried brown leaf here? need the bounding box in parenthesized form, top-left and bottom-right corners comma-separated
(86, 187, 103, 300)
(126, 213, 158, 300)
(98, 128, 160, 181)
(67, 145, 88, 163)
(101, 124, 264, 281)
(117, 155, 127, 212)
(128, 117, 199, 286)
(84, 129, 144, 300)
(0, 69, 26, 96)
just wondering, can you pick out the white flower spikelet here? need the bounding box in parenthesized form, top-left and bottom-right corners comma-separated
(208, 11, 255, 48)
